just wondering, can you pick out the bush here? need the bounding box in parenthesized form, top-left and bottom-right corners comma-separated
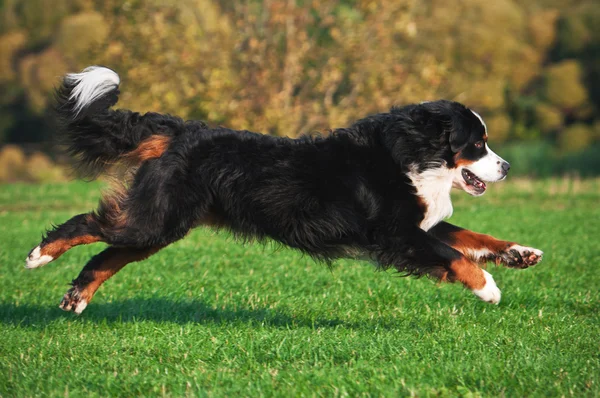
(529, 10, 559, 51)
(558, 123, 594, 153)
(25, 151, 66, 182)
(0, 145, 66, 182)
(554, 14, 590, 58)
(56, 12, 109, 63)
(0, 145, 27, 182)
(542, 60, 589, 110)
(486, 113, 512, 143)
(0, 32, 27, 83)
(534, 103, 563, 133)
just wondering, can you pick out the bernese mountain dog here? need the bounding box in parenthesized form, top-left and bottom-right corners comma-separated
(26, 66, 543, 314)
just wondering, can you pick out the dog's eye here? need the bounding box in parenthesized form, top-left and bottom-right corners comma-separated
(474, 141, 484, 149)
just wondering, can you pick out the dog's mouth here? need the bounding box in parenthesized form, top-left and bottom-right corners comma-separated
(462, 169, 486, 195)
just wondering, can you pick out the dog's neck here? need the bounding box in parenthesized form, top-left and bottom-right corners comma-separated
(407, 165, 454, 231)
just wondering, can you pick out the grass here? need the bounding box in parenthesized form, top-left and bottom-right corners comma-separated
(0, 179, 599, 397)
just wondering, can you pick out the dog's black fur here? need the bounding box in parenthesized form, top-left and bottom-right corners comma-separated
(54, 76, 485, 276)
(29, 66, 543, 312)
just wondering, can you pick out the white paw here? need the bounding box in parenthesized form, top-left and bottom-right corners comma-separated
(510, 245, 543, 265)
(25, 246, 54, 269)
(472, 270, 501, 304)
(74, 299, 88, 315)
(59, 287, 88, 314)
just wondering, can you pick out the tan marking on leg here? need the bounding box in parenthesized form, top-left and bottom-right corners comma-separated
(448, 257, 486, 290)
(449, 257, 501, 303)
(69, 247, 161, 309)
(451, 229, 513, 262)
(40, 235, 101, 259)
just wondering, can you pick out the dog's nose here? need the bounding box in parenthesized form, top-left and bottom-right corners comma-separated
(501, 162, 511, 174)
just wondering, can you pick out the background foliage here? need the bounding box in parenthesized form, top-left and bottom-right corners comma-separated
(0, 0, 599, 176)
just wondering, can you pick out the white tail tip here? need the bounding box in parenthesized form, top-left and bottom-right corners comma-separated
(65, 66, 120, 116)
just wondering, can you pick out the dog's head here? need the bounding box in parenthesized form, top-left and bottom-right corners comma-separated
(388, 100, 510, 196)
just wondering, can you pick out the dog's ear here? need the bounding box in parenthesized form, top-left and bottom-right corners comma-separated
(413, 101, 469, 152)
(448, 115, 469, 153)
(408, 103, 446, 137)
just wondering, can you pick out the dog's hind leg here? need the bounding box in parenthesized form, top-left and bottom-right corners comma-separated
(59, 246, 162, 314)
(26, 213, 104, 269)
(26, 177, 137, 268)
(57, 173, 201, 313)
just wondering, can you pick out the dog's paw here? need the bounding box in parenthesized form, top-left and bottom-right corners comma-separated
(59, 286, 88, 315)
(25, 246, 54, 269)
(497, 245, 543, 269)
(472, 270, 501, 304)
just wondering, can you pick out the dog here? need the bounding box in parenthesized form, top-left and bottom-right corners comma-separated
(26, 66, 543, 314)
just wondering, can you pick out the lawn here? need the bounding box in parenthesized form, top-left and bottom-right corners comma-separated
(0, 179, 598, 397)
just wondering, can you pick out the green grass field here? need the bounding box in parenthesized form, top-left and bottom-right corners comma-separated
(1, 179, 598, 397)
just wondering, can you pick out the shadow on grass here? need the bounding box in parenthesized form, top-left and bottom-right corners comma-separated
(0, 298, 349, 329)
(2, 295, 595, 331)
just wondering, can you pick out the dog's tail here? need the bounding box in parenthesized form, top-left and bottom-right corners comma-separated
(55, 66, 185, 178)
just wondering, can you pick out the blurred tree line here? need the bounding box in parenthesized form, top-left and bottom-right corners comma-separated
(0, 0, 599, 171)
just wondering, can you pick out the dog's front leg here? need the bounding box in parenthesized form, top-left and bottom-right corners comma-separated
(373, 228, 501, 304)
(429, 222, 543, 269)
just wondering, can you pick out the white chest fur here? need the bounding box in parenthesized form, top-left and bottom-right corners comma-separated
(407, 166, 454, 231)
